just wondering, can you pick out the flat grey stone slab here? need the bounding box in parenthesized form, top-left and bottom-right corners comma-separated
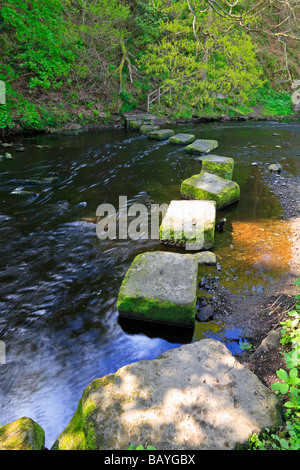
(140, 124, 160, 134)
(159, 200, 216, 250)
(181, 171, 240, 209)
(117, 251, 198, 327)
(185, 139, 218, 154)
(148, 129, 175, 141)
(169, 133, 195, 145)
(52, 339, 281, 450)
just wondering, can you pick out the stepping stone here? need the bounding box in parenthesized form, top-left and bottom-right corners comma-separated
(197, 155, 235, 180)
(148, 129, 175, 141)
(140, 124, 160, 134)
(159, 200, 216, 250)
(181, 171, 240, 209)
(169, 133, 195, 145)
(129, 120, 142, 130)
(117, 251, 198, 327)
(185, 139, 218, 154)
(52, 338, 281, 450)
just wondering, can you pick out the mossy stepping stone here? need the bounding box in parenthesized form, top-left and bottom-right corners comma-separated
(169, 133, 196, 145)
(140, 124, 160, 134)
(185, 139, 218, 154)
(197, 155, 235, 180)
(129, 120, 142, 130)
(181, 171, 240, 209)
(117, 251, 198, 327)
(159, 200, 216, 250)
(148, 129, 175, 141)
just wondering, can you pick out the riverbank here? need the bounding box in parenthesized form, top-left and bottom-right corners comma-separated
(227, 168, 300, 389)
(1, 108, 299, 141)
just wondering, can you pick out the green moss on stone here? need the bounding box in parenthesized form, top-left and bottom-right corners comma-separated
(169, 133, 195, 145)
(129, 120, 142, 130)
(117, 294, 196, 327)
(201, 156, 234, 180)
(185, 139, 218, 154)
(117, 251, 198, 328)
(140, 125, 159, 134)
(0, 417, 45, 450)
(148, 129, 175, 141)
(180, 172, 240, 209)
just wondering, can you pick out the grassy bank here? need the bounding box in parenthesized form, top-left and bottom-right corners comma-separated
(0, 0, 298, 136)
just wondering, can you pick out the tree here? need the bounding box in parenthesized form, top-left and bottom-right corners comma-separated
(139, 1, 264, 115)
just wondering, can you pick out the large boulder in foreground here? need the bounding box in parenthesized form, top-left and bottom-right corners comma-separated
(0, 417, 45, 450)
(52, 339, 282, 450)
(181, 171, 240, 209)
(159, 200, 216, 250)
(117, 251, 198, 327)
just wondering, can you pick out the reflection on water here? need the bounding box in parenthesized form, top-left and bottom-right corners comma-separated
(0, 121, 299, 447)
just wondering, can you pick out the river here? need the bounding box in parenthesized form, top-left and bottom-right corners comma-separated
(0, 120, 299, 447)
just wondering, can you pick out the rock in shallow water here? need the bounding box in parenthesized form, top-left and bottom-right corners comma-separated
(0, 417, 45, 450)
(185, 139, 218, 155)
(200, 155, 235, 180)
(51, 339, 282, 450)
(268, 163, 282, 172)
(169, 133, 195, 145)
(159, 200, 216, 250)
(181, 171, 240, 209)
(148, 129, 175, 141)
(117, 251, 198, 327)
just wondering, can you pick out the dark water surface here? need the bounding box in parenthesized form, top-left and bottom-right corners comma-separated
(0, 121, 299, 447)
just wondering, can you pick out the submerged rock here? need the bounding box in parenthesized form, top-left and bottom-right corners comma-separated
(181, 171, 240, 209)
(159, 200, 216, 250)
(117, 251, 198, 328)
(15, 177, 56, 186)
(148, 129, 175, 141)
(11, 187, 39, 196)
(0, 153, 13, 162)
(0, 142, 13, 147)
(0, 417, 45, 450)
(185, 139, 218, 155)
(52, 339, 282, 450)
(169, 133, 196, 145)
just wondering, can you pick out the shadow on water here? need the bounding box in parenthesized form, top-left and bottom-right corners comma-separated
(0, 120, 299, 447)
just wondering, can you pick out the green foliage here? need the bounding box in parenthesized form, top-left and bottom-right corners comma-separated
(0, 0, 297, 131)
(127, 443, 156, 450)
(248, 83, 293, 117)
(1, 0, 80, 89)
(247, 278, 300, 450)
(132, 0, 166, 49)
(139, 1, 263, 117)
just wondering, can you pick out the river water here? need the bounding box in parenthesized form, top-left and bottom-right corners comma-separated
(0, 120, 299, 447)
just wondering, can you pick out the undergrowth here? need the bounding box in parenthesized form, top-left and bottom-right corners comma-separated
(247, 278, 300, 450)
